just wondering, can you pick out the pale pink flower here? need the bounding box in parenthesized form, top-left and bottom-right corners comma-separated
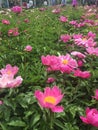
(74, 37, 96, 48)
(60, 34, 71, 43)
(69, 20, 77, 25)
(52, 9, 60, 14)
(0, 64, 23, 88)
(92, 89, 98, 100)
(34, 86, 64, 112)
(71, 51, 86, 58)
(24, 45, 32, 52)
(0, 100, 3, 105)
(86, 47, 98, 56)
(46, 77, 55, 83)
(11, 6, 22, 13)
(80, 107, 98, 127)
(0, 74, 23, 88)
(74, 69, 91, 79)
(2, 19, 10, 25)
(0, 64, 19, 78)
(58, 54, 78, 73)
(59, 16, 68, 22)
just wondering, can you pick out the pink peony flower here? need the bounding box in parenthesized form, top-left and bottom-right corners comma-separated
(60, 34, 71, 43)
(34, 86, 64, 112)
(74, 69, 91, 79)
(0, 100, 3, 105)
(46, 77, 55, 83)
(24, 45, 32, 52)
(87, 31, 96, 39)
(0, 74, 23, 88)
(11, 6, 22, 13)
(86, 47, 98, 56)
(0, 64, 23, 88)
(0, 64, 19, 78)
(24, 18, 29, 23)
(52, 9, 60, 14)
(69, 20, 77, 25)
(77, 60, 84, 67)
(74, 37, 96, 48)
(71, 51, 86, 58)
(58, 54, 78, 73)
(41, 55, 59, 71)
(72, 34, 82, 39)
(2, 19, 10, 25)
(8, 28, 19, 36)
(80, 107, 98, 127)
(59, 16, 68, 22)
(92, 89, 98, 100)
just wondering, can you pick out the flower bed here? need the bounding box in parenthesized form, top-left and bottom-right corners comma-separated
(0, 5, 98, 130)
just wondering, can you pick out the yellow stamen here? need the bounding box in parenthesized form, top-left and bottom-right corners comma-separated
(7, 70, 11, 75)
(44, 96, 56, 104)
(62, 59, 68, 65)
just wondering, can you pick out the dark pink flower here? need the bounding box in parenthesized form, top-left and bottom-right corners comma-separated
(74, 69, 91, 79)
(24, 45, 32, 52)
(34, 86, 64, 113)
(2, 19, 10, 25)
(59, 16, 68, 22)
(80, 107, 98, 127)
(60, 34, 71, 43)
(11, 6, 22, 13)
(46, 77, 55, 83)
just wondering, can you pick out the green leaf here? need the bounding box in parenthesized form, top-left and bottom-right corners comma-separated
(8, 120, 26, 127)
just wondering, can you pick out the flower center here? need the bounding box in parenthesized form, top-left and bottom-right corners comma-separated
(82, 38, 87, 41)
(44, 96, 56, 104)
(7, 70, 11, 75)
(62, 59, 68, 65)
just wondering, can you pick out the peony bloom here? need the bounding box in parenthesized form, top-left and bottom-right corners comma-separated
(0, 64, 19, 78)
(92, 89, 98, 100)
(52, 9, 60, 14)
(41, 55, 59, 71)
(0, 100, 3, 105)
(74, 69, 91, 79)
(46, 77, 55, 83)
(87, 31, 96, 39)
(11, 6, 22, 13)
(60, 34, 71, 43)
(71, 51, 86, 59)
(59, 16, 68, 22)
(77, 60, 84, 67)
(24, 18, 29, 23)
(74, 37, 96, 48)
(34, 86, 64, 112)
(69, 20, 77, 25)
(2, 19, 10, 25)
(86, 47, 98, 56)
(80, 107, 98, 127)
(24, 45, 32, 52)
(8, 28, 19, 36)
(0, 75, 23, 88)
(72, 34, 82, 39)
(0, 64, 23, 88)
(58, 54, 78, 73)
